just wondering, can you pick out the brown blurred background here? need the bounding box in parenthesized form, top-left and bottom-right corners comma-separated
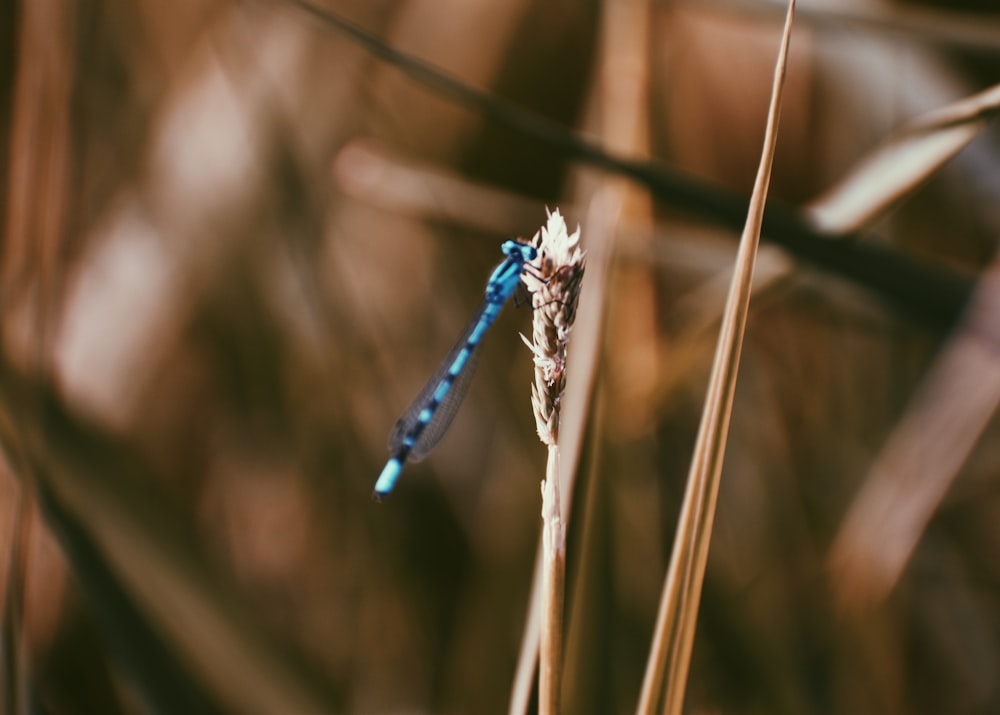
(2, 0, 1000, 713)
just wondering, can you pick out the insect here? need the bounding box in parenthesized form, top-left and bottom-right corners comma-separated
(374, 239, 538, 501)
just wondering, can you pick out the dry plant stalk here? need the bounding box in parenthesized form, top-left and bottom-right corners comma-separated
(539, 463, 565, 715)
(806, 81, 1000, 234)
(520, 209, 585, 715)
(636, 2, 796, 714)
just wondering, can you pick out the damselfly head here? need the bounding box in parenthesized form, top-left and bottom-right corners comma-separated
(501, 239, 538, 262)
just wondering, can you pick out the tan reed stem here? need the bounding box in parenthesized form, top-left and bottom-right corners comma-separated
(539, 448, 564, 715)
(636, 3, 796, 713)
(520, 209, 585, 715)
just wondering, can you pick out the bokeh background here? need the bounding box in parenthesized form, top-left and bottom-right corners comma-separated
(2, 0, 1000, 713)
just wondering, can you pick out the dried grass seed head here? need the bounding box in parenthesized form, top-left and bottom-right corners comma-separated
(521, 209, 586, 446)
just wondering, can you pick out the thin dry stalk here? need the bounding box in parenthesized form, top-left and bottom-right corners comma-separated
(520, 209, 585, 715)
(509, 557, 542, 715)
(636, 3, 796, 714)
(540, 453, 565, 715)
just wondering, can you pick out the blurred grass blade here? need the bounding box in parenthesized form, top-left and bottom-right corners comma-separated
(829, 255, 1000, 611)
(806, 82, 1000, 234)
(32, 481, 225, 715)
(0, 377, 341, 715)
(1, 484, 28, 715)
(291, 0, 974, 332)
(635, 3, 795, 714)
(705, 0, 1000, 54)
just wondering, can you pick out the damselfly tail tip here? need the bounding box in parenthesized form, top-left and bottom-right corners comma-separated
(373, 458, 403, 502)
